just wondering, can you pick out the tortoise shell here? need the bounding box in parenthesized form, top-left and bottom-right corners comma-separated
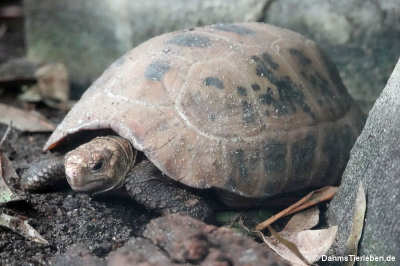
(44, 22, 364, 198)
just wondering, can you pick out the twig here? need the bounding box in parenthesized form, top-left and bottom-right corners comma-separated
(255, 186, 338, 231)
(0, 123, 12, 149)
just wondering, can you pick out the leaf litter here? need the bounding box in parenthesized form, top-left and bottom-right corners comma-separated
(0, 129, 48, 245)
(0, 103, 55, 132)
(258, 205, 338, 265)
(344, 183, 366, 266)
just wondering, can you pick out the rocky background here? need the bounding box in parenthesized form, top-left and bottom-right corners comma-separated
(327, 58, 400, 263)
(1, 0, 400, 265)
(24, 0, 399, 111)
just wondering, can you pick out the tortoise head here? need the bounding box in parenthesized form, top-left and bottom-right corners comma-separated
(64, 136, 136, 194)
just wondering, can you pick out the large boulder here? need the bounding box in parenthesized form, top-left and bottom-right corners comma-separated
(327, 59, 400, 262)
(265, 0, 399, 112)
(108, 214, 289, 265)
(24, 0, 267, 97)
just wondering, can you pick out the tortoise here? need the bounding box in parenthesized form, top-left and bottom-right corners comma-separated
(22, 22, 364, 220)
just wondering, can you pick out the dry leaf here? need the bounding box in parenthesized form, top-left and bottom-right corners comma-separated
(263, 225, 338, 265)
(34, 63, 70, 102)
(19, 63, 73, 110)
(259, 206, 336, 265)
(283, 207, 320, 232)
(260, 227, 311, 265)
(256, 186, 337, 230)
(0, 213, 48, 245)
(344, 183, 366, 266)
(0, 103, 55, 132)
(0, 152, 24, 205)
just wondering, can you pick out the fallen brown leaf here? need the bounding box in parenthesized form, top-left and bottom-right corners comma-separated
(260, 226, 311, 265)
(0, 103, 55, 132)
(0, 152, 24, 205)
(344, 183, 366, 266)
(34, 63, 70, 103)
(282, 207, 320, 232)
(0, 123, 11, 148)
(259, 208, 337, 265)
(262, 224, 338, 266)
(0, 213, 48, 245)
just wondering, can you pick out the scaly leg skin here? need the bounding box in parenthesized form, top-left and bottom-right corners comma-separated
(125, 160, 214, 222)
(21, 157, 67, 192)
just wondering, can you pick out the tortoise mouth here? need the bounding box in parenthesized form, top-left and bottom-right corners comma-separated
(67, 175, 125, 194)
(67, 177, 114, 193)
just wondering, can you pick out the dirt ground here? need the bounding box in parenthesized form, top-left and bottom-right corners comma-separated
(0, 107, 155, 265)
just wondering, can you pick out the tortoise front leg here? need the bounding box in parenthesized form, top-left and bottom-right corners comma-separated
(21, 157, 67, 191)
(125, 160, 214, 222)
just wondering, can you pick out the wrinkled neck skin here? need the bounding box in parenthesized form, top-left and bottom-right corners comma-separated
(64, 136, 136, 194)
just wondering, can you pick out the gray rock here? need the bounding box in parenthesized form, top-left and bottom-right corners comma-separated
(265, 0, 400, 112)
(327, 59, 400, 263)
(108, 237, 178, 266)
(142, 214, 289, 265)
(107, 214, 290, 265)
(24, 0, 268, 97)
(51, 244, 106, 266)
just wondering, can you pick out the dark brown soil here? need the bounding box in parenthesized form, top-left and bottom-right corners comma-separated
(0, 110, 153, 265)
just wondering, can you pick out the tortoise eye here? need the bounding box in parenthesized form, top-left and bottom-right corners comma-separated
(92, 160, 103, 171)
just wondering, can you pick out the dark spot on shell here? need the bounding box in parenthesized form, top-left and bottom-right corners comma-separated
(322, 125, 354, 184)
(318, 50, 352, 110)
(291, 134, 317, 184)
(213, 23, 254, 35)
(251, 53, 279, 82)
(319, 50, 348, 96)
(208, 113, 216, 121)
(232, 149, 248, 178)
(309, 74, 317, 87)
(259, 94, 271, 105)
(259, 87, 274, 105)
(237, 86, 247, 96)
(262, 52, 279, 70)
(314, 72, 332, 96)
(289, 48, 312, 66)
(252, 52, 316, 120)
(301, 71, 330, 107)
(251, 83, 260, 91)
(242, 100, 255, 123)
(310, 72, 337, 108)
(144, 60, 170, 81)
(204, 77, 224, 89)
(276, 76, 315, 118)
(263, 142, 287, 173)
(167, 33, 211, 48)
(227, 149, 264, 193)
(322, 129, 341, 181)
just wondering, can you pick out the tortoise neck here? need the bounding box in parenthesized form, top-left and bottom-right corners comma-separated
(105, 135, 137, 169)
(94, 136, 137, 192)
